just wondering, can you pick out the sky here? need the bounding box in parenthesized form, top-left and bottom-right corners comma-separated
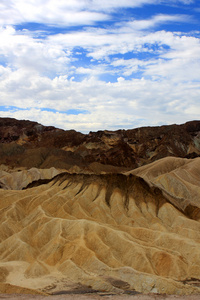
(0, 0, 199, 133)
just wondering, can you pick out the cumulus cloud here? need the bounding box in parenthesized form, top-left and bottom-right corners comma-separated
(0, 26, 72, 76)
(0, 1, 108, 26)
(0, 0, 199, 132)
(0, 69, 199, 132)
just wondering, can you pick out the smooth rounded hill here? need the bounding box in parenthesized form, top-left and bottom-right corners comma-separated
(0, 157, 200, 295)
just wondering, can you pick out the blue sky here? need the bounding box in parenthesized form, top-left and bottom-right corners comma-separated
(0, 0, 199, 132)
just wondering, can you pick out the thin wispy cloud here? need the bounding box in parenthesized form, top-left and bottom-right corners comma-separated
(0, 0, 199, 132)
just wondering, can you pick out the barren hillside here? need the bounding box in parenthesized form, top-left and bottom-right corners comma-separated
(0, 118, 200, 296)
(0, 118, 200, 171)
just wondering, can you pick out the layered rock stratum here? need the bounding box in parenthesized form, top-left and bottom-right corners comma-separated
(0, 118, 200, 296)
(0, 118, 200, 171)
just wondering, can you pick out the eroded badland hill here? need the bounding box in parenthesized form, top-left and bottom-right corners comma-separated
(0, 118, 200, 296)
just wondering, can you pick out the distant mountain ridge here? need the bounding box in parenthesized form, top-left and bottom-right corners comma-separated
(0, 117, 199, 171)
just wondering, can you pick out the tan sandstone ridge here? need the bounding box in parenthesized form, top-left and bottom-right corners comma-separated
(0, 157, 200, 296)
(0, 167, 65, 190)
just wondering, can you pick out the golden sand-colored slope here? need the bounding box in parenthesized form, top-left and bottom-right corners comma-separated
(0, 167, 65, 190)
(0, 158, 200, 295)
(131, 157, 200, 213)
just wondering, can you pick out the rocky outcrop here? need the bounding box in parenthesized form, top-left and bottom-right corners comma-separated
(0, 118, 200, 171)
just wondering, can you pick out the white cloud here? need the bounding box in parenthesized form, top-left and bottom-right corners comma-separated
(0, 20, 199, 132)
(45, 12, 194, 61)
(143, 34, 200, 81)
(0, 69, 199, 132)
(0, 1, 109, 26)
(123, 14, 191, 31)
(0, 0, 194, 26)
(0, 26, 72, 76)
(0, 0, 199, 132)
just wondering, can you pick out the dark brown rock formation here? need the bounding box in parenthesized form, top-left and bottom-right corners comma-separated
(0, 117, 199, 171)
